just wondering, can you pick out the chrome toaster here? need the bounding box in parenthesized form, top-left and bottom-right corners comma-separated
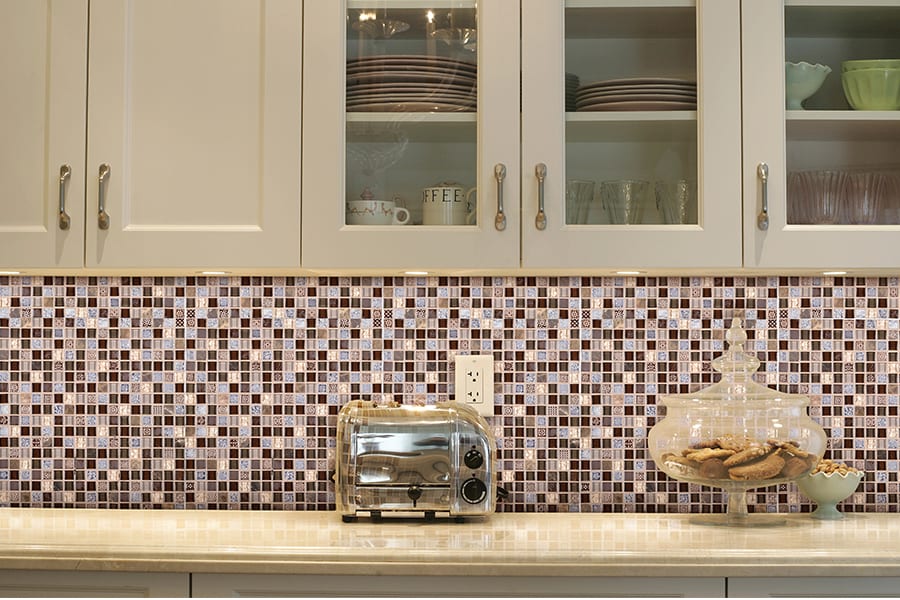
(334, 400, 497, 522)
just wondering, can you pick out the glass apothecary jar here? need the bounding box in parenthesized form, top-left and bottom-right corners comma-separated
(648, 319, 827, 526)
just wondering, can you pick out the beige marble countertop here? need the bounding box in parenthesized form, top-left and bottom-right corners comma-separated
(0, 508, 897, 577)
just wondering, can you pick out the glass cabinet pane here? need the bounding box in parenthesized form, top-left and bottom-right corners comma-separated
(345, 1, 479, 228)
(563, 2, 698, 226)
(784, 4, 900, 226)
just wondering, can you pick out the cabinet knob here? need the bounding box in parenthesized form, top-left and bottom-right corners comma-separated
(494, 163, 507, 231)
(534, 163, 547, 231)
(58, 165, 71, 231)
(756, 162, 769, 231)
(98, 163, 111, 230)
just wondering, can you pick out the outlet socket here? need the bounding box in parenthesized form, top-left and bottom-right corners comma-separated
(454, 354, 494, 417)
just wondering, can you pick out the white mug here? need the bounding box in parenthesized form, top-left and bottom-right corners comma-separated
(346, 200, 410, 225)
(422, 183, 476, 225)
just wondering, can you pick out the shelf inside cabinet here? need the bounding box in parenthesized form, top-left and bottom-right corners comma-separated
(787, 111, 900, 141)
(347, 113, 475, 143)
(566, 112, 696, 142)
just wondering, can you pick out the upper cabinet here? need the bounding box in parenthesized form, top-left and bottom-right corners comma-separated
(302, 0, 744, 273)
(0, 0, 87, 269)
(742, 0, 900, 271)
(0, 0, 303, 272)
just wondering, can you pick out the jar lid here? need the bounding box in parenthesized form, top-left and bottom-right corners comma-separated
(660, 318, 809, 407)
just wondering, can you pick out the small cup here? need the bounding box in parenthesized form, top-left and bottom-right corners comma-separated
(655, 180, 697, 225)
(601, 179, 650, 224)
(566, 180, 595, 225)
(788, 170, 849, 225)
(346, 200, 410, 225)
(422, 184, 476, 225)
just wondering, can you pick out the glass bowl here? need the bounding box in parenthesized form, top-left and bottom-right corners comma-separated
(647, 319, 828, 526)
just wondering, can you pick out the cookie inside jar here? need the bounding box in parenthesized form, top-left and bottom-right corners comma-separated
(647, 319, 828, 525)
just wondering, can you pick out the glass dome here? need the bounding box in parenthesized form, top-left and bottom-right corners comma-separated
(647, 319, 827, 526)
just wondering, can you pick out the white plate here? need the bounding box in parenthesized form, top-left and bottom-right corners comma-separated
(576, 84, 696, 97)
(347, 71, 477, 86)
(347, 81, 476, 95)
(579, 77, 696, 88)
(576, 100, 696, 111)
(576, 94, 697, 107)
(348, 101, 476, 112)
(347, 92, 476, 104)
(347, 55, 477, 71)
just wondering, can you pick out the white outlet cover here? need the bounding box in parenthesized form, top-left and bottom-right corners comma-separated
(454, 354, 494, 417)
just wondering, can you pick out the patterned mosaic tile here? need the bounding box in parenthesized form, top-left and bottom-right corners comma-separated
(0, 275, 897, 512)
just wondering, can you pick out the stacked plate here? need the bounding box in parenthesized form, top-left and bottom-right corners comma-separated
(346, 55, 477, 112)
(566, 72, 580, 112)
(574, 77, 697, 111)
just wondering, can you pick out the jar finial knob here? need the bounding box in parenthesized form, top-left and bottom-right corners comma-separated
(713, 317, 759, 374)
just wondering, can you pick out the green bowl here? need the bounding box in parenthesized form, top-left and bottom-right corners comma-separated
(842, 59, 900, 72)
(841, 68, 900, 110)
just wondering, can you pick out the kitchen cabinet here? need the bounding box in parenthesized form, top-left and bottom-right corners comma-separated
(0, 0, 302, 272)
(0, 569, 188, 598)
(728, 576, 900, 597)
(742, 0, 900, 271)
(302, 0, 744, 272)
(192, 573, 726, 597)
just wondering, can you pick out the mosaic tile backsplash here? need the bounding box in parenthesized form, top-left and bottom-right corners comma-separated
(1, 275, 898, 514)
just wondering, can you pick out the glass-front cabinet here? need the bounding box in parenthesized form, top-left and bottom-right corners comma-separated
(743, 0, 900, 270)
(302, 0, 743, 272)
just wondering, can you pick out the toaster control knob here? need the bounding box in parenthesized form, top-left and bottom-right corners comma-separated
(464, 449, 484, 469)
(407, 484, 423, 507)
(460, 478, 487, 504)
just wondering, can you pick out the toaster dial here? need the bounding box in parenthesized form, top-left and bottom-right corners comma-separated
(463, 448, 484, 469)
(460, 477, 488, 504)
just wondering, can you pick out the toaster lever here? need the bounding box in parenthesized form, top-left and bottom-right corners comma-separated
(407, 484, 423, 507)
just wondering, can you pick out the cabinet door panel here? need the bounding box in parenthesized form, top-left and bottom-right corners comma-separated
(302, 0, 521, 272)
(85, 0, 301, 270)
(521, 0, 743, 271)
(0, 569, 188, 598)
(0, 0, 86, 269)
(728, 576, 900, 597)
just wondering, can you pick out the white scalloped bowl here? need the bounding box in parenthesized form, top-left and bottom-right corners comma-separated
(785, 61, 832, 109)
(796, 470, 864, 520)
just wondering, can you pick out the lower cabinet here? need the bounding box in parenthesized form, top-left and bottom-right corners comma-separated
(0, 570, 188, 598)
(190, 574, 725, 598)
(728, 577, 900, 598)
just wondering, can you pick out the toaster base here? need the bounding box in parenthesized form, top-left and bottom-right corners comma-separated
(341, 510, 469, 523)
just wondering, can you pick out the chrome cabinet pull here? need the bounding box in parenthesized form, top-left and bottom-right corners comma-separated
(97, 163, 110, 230)
(757, 162, 769, 231)
(534, 163, 547, 231)
(494, 163, 507, 231)
(58, 165, 71, 230)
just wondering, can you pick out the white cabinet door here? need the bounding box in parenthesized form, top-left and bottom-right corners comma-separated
(521, 0, 743, 271)
(742, 0, 900, 271)
(192, 573, 726, 597)
(0, 0, 87, 270)
(728, 576, 900, 597)
(85, 0, 302, 270)
(0, 569, 188, 598)
(302, 0, 521, 271)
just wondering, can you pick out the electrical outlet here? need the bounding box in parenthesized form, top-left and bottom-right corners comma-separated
(454, 354, 494, 417)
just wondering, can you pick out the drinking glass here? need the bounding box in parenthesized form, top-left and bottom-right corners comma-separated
(566, 180, 595, 224)
(655, 180, 697, 224)
(601, 180, 650, 224)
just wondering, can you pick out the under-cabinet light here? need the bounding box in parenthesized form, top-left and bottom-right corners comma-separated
(404, 271, 429, 276)
(199, 271, 229, 275)
(615, 271, 643, 275)
(822, 271, 848, 276)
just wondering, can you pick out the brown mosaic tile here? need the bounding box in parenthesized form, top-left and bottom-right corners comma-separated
(0, 275, 897, 512)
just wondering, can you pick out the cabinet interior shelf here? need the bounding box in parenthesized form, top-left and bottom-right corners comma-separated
(566, 5, 695, 39)
(785, 4, 900, 38)
(787, 110, 900, 140)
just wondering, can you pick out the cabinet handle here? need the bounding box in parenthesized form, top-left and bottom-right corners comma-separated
(58, 165, 71, 230)
(97, 163, 111, 230)
(494, 163, 507, 231)
(534, 163, 547, 231)
(756, 162, 769, 231)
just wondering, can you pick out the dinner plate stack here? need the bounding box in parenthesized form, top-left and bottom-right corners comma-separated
(566, 72, 580, 112)
(574, 77, 697, 111)
(346, 55, 478, 112)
